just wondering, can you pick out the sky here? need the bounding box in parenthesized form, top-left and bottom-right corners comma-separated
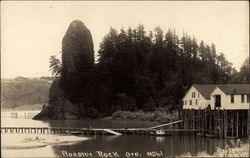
(1, 1, 249, 78)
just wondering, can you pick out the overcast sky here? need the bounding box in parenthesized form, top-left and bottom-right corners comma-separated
(1, 1, 249, 78)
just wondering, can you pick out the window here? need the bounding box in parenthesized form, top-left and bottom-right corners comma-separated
(190, 100, 192, 105)
(191, 92, 195, 98)
(185, 100, 187, 105)
(198, 93, 200, 98)
(231, 95, 234, 103)
(215, 95, 221, 107)
(247, 94, 250, 103)
(196, 99, 197, 105)
(241, 94, 245, 103)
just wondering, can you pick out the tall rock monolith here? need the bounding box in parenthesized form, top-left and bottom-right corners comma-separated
(33, 20, 95, 120)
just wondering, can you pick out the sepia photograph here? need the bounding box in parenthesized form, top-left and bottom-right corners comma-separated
(1, 1, 249, 157)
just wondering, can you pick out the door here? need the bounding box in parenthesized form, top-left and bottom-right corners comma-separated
(215, 95, 221, 107)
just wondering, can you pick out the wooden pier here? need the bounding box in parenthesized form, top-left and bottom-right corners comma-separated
(179, 109, 249, 138)
(0, 127, 154, 135)
(2, 109, 248, 138)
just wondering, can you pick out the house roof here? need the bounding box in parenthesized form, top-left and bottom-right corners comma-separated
(185, 84, 250, 100)
(193, 84, 217, 99)
(217, 84, 250, 95)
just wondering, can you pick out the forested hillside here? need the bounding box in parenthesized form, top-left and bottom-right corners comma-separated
(1, 76, 52, 110)
(95, 26, 239, 113)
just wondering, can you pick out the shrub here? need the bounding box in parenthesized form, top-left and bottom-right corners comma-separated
(111, 110, 178, 123)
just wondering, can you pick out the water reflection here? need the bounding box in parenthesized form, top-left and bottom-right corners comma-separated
(51, 135, 249, 157)
(156, 136, 165, 143)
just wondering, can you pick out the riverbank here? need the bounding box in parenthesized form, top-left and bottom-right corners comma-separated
(33, 106, 179, 124)
(111, 109, 179, 123)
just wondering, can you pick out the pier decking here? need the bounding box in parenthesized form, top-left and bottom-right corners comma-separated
(0, 127, 154, 135)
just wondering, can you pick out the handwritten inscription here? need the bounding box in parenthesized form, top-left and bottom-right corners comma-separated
(95, 151, 119, 157)
(147, 151, 164, 157)
(61, 150, 164, 157)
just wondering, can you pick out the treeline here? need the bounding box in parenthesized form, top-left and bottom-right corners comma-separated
(96, 25, 238, 113)
(51, 23, 248, 118)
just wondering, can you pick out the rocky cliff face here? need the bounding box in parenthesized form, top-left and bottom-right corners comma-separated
(61, 20, 95, 102)
(33, 78, 79, 120)
(34, 20, 94, 120)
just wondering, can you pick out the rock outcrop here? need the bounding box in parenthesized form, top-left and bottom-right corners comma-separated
(34, 20, 94, 120)
(33, 78, 79, 120)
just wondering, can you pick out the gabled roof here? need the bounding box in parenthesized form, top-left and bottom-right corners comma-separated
(193, 84, 217, 99)
(217, 84, 250, 95)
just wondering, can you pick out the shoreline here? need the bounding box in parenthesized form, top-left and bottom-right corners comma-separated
(1, 133, 91, 150)
(32, 108, 179, 123)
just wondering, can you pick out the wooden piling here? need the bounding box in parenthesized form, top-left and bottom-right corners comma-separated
(231, 111, 234, 137)
(209, 110, 212, 135)
(218, 109, 222, 138)
(236, 111, 239, 138)
(241, 111, 244, 137)
(191, 110, 194, 130)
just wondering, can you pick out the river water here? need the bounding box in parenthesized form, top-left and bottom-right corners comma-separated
(1, 111, 249, 157)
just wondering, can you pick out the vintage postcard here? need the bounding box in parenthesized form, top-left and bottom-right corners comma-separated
(1, 1, 249, 158)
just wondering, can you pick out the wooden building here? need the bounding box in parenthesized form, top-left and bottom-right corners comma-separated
(182, 84, 217, 109)
(181, 84, 249, 138)
(183, 84, 250, 110)
(211, 84, 250, 110)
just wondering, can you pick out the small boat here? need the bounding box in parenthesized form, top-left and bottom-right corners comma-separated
(205, 133, 215, 138)
(150, 129, 170, 136)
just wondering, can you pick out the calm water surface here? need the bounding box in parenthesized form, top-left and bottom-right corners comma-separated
(1, 111, 249, 157)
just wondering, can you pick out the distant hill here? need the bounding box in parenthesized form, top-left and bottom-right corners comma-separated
(1, 76, 52, 110)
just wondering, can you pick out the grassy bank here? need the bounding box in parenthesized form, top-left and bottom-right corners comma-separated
(111, 109, 179, 123)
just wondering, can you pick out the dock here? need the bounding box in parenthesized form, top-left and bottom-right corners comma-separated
(0, 125, 200, 136)
(0, 127, 154, 135)
(179, 109, 249, 138)
(2, 109, 248, 138)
